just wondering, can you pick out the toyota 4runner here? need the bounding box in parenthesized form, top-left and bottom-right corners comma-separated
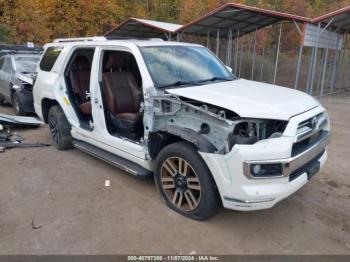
(33, 37, 330, 220)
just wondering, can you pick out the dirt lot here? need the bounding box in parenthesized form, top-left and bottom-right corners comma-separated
(0, 92, 349, 255)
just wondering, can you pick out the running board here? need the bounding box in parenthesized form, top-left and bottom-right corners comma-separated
(73, 140, 152, 179)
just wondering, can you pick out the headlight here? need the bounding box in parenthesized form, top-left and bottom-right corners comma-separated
(249, 164, 283, 178)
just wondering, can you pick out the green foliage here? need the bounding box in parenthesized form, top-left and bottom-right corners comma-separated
(0, 26, 10, 44)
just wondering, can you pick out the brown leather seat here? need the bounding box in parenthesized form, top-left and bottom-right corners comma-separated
(69, 56, 92, 115)
(103, 53, 142, 132)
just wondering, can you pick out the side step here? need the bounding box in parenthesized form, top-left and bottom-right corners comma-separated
(73, 140, 152, 179)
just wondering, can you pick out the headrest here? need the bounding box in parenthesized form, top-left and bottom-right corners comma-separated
(75, 56, 91, 71)
(105, 52, 128, 72)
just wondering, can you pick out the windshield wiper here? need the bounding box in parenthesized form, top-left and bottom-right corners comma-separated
(158, 81, 200, 89)
(196, 76, 233, 83)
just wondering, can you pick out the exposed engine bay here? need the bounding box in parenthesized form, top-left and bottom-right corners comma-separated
(147, 95, 287, 155)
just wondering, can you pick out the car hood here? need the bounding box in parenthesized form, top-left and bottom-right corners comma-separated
(16, 72, 34, 85)
(166, 79, 320, 120)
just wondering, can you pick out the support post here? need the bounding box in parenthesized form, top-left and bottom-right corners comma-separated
(235, 29, 240, 75)
(273, 23, 282, 85)
(239, 33, 244, 78)
(337, 33, 348, 90)
(306, 48, 316, 93)
(251, 30, 257, 80)
(316, 49, 326, 94)
(331, 33, 341, 93)
(226, 28, 232, 66)
(320, 48, 329, 96)
(294, 45, 304, 89)
(216, 29, 220, 56)
(260, 47, 265, 81)
(206, 30, 210, 48)
(309, 22, 321, 95)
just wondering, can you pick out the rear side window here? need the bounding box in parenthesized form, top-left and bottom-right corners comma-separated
(40, 46, 63, 71)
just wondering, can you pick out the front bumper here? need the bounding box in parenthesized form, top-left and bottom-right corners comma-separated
(16, 88, 35, 113)
(243, 130, 329, 179)
(199, 106, 330, 211)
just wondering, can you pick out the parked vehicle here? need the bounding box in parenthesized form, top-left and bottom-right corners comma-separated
(0, 45, 42, 115)
(33, 37, 330, 220)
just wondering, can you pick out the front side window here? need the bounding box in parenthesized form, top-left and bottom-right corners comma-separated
(140, 45, 235, 89)
(40, 46, 63, 71)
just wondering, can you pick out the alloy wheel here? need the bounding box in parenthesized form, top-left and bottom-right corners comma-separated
(48, 114, 60, 146)
(160, 157, 201, 211)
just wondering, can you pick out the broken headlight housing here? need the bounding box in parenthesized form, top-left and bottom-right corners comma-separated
(229, 119, 288, 146)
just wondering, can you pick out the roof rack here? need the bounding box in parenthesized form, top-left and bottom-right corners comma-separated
(53, 36, 107, 43)
(0, 44, 43, 56)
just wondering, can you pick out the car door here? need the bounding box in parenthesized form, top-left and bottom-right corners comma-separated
(87, 46, 149, 168)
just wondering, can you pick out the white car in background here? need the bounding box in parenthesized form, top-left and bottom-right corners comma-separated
(33, 37, 330, 220)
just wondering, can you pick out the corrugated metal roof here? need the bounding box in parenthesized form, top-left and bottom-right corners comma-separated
(133, 18, 182, 32)
(176, 3, 310, 37)
(312, 6, 350, 33)
(105, 18, 182, 39)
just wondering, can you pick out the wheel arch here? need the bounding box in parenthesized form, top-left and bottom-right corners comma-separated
(41, 98, 60, 123)
(148, 127, 217, 160)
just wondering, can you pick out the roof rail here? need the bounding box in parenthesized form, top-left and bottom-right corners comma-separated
(53, 36, 107, 43)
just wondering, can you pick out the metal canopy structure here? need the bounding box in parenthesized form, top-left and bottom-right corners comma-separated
(176, 3, 309, 37)
(173, 3, 310, 86)
(294, 7, 350, 97)
(312, 6, 350, 33)
(103, 3, 350, 97)
(104, 18, 182, 40)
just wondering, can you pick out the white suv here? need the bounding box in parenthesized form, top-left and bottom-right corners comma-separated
(33, 37, 330, 220)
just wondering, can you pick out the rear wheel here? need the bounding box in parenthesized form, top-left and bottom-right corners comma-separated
(155, 141, 219, 220)
(11, 92, 25, 115)
(48, 105, 73, 150)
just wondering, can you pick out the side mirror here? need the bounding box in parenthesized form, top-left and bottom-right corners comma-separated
(226, 66, 233, 73)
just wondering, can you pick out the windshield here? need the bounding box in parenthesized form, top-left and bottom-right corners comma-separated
(140, 46, 235, 89)
(14, 56, 40, 73)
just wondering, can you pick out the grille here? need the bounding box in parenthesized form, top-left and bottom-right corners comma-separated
(296, 112, 327, 143)
(289, 149, 325, 182)
(292, 130, 329, 157)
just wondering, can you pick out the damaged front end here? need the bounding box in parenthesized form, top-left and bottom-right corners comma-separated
(145, 95, 288, 158)
(11, 73, 36, 113)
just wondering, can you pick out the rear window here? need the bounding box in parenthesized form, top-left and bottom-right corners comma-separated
(40, 46, 63, 71)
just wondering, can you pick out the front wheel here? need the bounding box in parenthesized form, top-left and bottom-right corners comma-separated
(154, 141, 220, 220)
(11, 92, 25, 115)
(48, 105, 73, 150)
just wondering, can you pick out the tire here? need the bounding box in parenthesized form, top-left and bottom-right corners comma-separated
(154, 141, 220, 220)
(11, 92, 25, 115)
(48, 105, 73, 150)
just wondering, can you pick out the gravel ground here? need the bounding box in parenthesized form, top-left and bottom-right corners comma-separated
(0, 92, 349, 255)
